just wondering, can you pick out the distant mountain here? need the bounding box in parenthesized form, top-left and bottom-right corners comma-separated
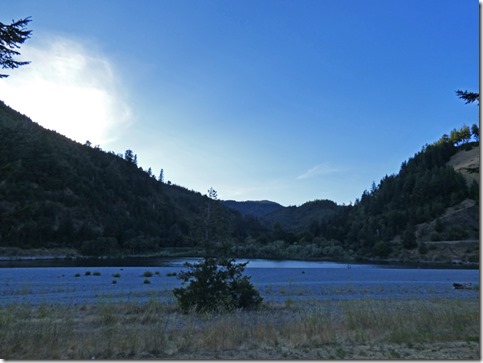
(223, 199, 344, 233)
(261, 199, 342, 231)
(222, 200, 284, 218)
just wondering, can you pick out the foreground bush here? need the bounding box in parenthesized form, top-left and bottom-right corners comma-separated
(173, 257, 263, 312)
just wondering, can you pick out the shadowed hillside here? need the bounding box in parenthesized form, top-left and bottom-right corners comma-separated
(0, 100, 478, 263)
(222, 200, 284, 218)
(0, 101, 266, 255)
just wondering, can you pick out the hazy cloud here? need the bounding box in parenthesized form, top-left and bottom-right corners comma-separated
(296, 163, 342, 180)
(0, 35, 132, 146)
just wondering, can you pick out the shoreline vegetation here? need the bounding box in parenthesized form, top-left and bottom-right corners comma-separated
(0, 246, 479, 269)
(0, 298, 479, 359)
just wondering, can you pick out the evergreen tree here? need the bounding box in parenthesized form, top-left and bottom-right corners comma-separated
(0, 17, 32, 78)
(471, 124, 479, 141)
(124, 149, 134, 163)
(460, 125, 471, 144)
(456, 90, 479, 105)
(402, 224, 417, 249)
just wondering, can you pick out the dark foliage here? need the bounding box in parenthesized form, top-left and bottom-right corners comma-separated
(222, 200, 284, 218)
(0, 99, 477, 261)
(261, 199, 342, 232)
(173, 257, 263, 313)
(0, 17, 32, 78)
(0, 101, 267, 253)
(456, 90, 479, 105)
(324, 140, 474, 255)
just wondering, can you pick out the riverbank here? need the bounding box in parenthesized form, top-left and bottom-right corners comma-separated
(0, 298, 479, 359)
(0, 247, 80, 260)
(0, 246, 478, 269)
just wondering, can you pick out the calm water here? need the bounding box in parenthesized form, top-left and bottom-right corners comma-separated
(0, 258, 479, 305)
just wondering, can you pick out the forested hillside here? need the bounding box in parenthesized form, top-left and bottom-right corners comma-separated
(0, 99, 479, 263)
(326, 139, 479, 261)
(221, 200, 284, 218)
(225, 131, 479, 263)
(0, 101, 266, 256)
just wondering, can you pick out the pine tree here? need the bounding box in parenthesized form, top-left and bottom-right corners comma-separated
(456, 90, 479, 105)
(0, 17, 32, 78)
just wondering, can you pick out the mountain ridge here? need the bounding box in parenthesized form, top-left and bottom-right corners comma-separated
(221, 200, 284, 218)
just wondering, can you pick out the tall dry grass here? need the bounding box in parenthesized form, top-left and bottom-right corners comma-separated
(0, 298, 479, 359)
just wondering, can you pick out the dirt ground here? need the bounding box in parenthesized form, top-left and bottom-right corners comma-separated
(128, 341, 480, 360)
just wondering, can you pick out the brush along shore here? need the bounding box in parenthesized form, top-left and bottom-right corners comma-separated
(0, 298, 479, 359)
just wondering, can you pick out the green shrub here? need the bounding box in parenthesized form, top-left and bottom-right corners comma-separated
(143, 279, 151, 284)
(80, 237, 120, 257)
(468, 254, 479, 263)
(173, 257, 263, 313)
(93, 271, 101, 276)
(143, 271, 153, 278)
(418, 242, 428, 255)
(112, 273, 121, 278)
(447, 226, 469, 240)
(372, 241, 391, 258)
(430, 233, 442, 241)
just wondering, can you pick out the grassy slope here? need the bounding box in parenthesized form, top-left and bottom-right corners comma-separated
(447, 145, 479, 186)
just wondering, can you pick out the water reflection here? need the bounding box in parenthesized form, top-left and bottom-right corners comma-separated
(0, 256, 475, 270)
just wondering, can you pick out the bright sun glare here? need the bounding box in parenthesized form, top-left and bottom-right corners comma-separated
(0, 36, 132, 146)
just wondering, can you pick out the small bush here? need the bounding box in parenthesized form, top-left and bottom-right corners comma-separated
(93, 271, 101, 276)
(74, 273, 80, 277)
(468, 254, 479, 263)
(430, 232, 442, 241)
(143, 271, 153, 278)
(85, 271, 91, 276)
(112, 280, 117, 284)
(372, 241, 391, 258)
(447, 226, 469, 241)
(418, 242, 428, 255)
(173, 257, 263, 313)
(143, 279, 151, 284)
(80, 237, 120, 257)
(112, 273, 121, 278)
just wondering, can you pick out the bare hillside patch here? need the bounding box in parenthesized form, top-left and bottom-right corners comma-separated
(448, 145, 479, 186)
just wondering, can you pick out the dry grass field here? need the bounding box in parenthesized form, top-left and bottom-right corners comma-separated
(0, 298, 479, 359)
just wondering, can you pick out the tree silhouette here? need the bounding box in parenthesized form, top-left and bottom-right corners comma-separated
(0, 17, 32, 78)
(456, 90, 479, 105)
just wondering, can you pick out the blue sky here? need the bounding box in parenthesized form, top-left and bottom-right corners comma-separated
(0, 0, 479, 206)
